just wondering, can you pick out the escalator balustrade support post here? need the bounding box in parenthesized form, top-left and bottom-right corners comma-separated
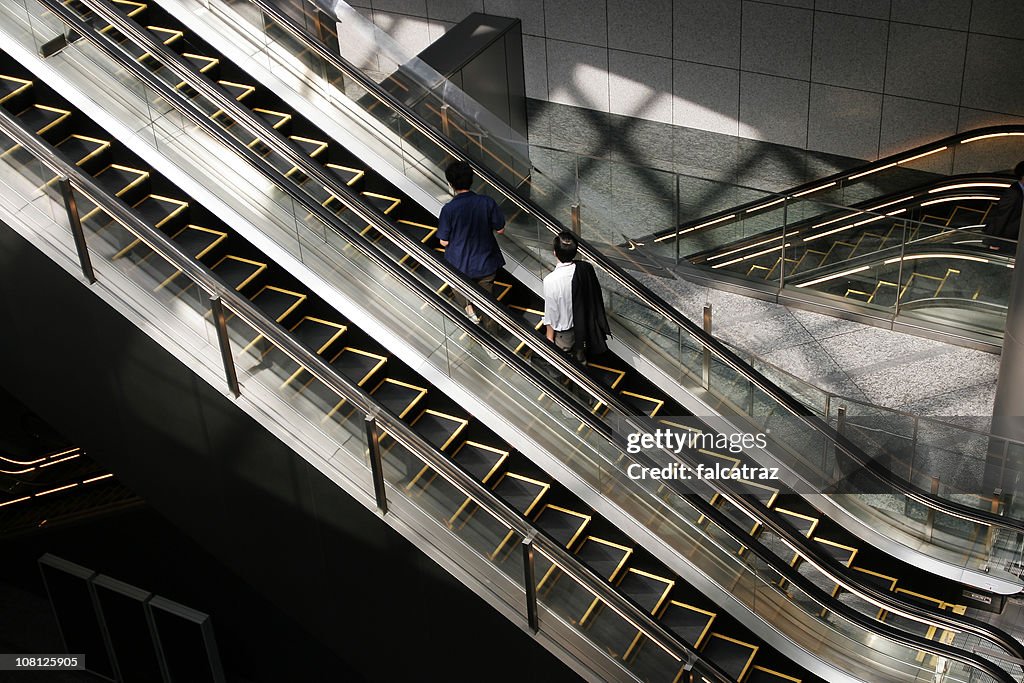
(440, 104, 451, 139)
(674, 174, 681, 266)
(779, 197, 788, 291)
(522, 538, 538, 633)
(702, 305, 712, 390)
(836, 405, 846, 435)
(365, 416, 388, 514)
(893, 221, 908, 318)
(58, 178, 96, 284)
(209, 296, 240, 398)
(570, 203, 581, 237)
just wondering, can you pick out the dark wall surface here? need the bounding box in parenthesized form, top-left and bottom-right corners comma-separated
(0, 221, 581, 683)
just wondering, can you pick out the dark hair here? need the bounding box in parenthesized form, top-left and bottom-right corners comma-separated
(1015, 160, 1024, 179)
(553, 231, 578, 263)
(445, 160, 473, 191)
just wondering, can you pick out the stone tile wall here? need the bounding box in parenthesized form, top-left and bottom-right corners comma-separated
(349, 0, 1024, 161)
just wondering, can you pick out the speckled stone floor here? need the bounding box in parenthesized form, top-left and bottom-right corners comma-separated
(637, 269, 1000, 423)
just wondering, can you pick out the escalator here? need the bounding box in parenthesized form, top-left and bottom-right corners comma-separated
(634, 132, 1024, 346)
(4, 1, 1024, 681)
(0, 48, 825, 683)
(0, 445, 140, 537)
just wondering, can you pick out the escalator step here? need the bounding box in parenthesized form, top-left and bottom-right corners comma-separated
(575, 535, 632, 582)
(408, 409, 468, 452)
(325, 162, 364, 187)
(700, 633, 758, 682)
(170, 224, 226, 260)
(492, 472, 549, 516)
(249, 285, 307, 323)
(774, 507, 819, 538)
(586, 363, 627, 391)
(619, 390, 664, 417)
(328, 347, 387, 386)
(533, 503, 590, 549)
(94, 164, 149, 198)
(182, 52, 218, 76)
(133, 194, 188, 227)
(747, 664, 802, 683)
(287, 316, 347, 355)
(361, 191, 401, 215)
(209, 254, 267, 291)
(369, 378, 427, 419)
(0, 74, 31, 104)
(617, 568, 674, 615)
(252, 107, 292, 132)
(813, 537, 858, 567)
(659, 600, 716, 648)
(448, 441, 508, 484)
(54, 134, 110, 167)
(16, 104, 70, 135)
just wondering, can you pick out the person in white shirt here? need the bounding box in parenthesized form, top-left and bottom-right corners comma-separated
(541, 231, 584, 362)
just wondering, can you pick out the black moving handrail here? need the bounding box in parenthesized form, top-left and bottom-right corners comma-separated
(248, 0, 1024, 538)
(44, 0, 1024, 676)
(0, 87, 743, 683)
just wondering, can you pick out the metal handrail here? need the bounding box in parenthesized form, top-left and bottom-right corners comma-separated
(53, 0, 1024, 671)
(0, 96, 736, 683)
(251, 0, 1024, 536)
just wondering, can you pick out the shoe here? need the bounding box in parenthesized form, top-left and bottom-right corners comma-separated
(465, 306, 481, 324)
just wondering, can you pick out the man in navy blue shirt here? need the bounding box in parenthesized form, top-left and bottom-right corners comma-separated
(438, 161, 506, 328)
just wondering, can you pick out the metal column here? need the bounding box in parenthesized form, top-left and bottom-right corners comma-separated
(989, 211, 1024, 495)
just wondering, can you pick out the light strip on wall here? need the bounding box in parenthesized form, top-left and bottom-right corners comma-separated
(795, 266, 870, 288)
(83, 473, 114, 484)
(867, 196, 914, 212)
(920, 195, 999, 206)
(706, 233, 793, 262)
(849, 161, 898, 180)
(928, 182, 1011, 193)
(0, 496, 31, 508)
(0, 454, 48, 466)
(654, 214, 737, 242)
(745, 197, 787, 213)
(34, 483, 78, 497)
(961, 132, 1024, 144)
(884, 254, 990, 265)
(712, 243, 791, 268)
(900, 147, 948, 164)
(848, 147, 947, 180)
(39, 454, 80, 468)
(793, 181, 837, 197)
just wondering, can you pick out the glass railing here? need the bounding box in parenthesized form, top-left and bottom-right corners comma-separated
(161, 0, 1024, 590)
(9, 0, 1024, 679)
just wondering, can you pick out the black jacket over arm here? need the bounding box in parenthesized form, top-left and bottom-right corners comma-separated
(984, 183, 1023, 241)
(571, 260, 610, 357)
